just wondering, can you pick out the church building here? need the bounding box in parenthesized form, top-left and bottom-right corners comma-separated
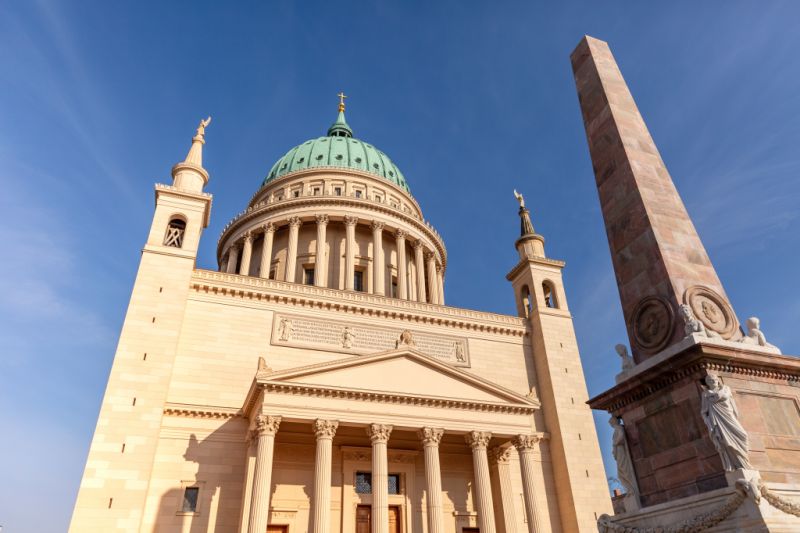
(69, 95, 611, 533)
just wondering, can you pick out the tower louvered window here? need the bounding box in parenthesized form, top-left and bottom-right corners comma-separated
(164, 218, 186, 248)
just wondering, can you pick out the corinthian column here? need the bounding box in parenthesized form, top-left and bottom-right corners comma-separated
(371, 221, 385, 296)
(465, 431, 496, 533)
(514, 435, 543, 533)
(248, 415, 281, 533)
(315, 215, 329, 287)
(490, 446, 518, 533)
(413, 241, 426, 303)
(344, 216, 358, 291)
(285, 216, 302, 283)
(226, 243, 240, 274)
(419, 428, 445, 533)
(239, 232, 254, 276)
(436, 265, 445, 305)
(426, 252, 438, 304)
(259, 223, 276, 278)
(395, 230, 407, 299)
(367, 424, 393, 533)
(311, 419, 338, 533)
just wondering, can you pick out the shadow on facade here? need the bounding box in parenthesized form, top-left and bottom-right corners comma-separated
(152, 419, 247, 533)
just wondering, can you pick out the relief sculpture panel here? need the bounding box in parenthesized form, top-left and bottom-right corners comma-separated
(271, 313, 471, 367)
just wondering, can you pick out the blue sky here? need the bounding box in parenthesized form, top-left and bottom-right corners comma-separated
(2, 1, 799, 531)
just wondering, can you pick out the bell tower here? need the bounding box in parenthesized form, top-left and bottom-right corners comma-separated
(506, 191, 612, 532)
(70, 119, 213, 532)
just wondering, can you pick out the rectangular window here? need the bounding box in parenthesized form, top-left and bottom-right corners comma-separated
(334, 187, 342, 196)
(182, 487, 199, 513)
(391, 279, 398, 298)
(313, 187, 321, 195)
(293, 190, 300, 198)
(354, 271, 364, 292)
(304, 268, 315, 285)
(354, 472, 401, 495)
(355, 190, 363, 198)
(375, 195, 382, 202)
(269, 268, 277, 280)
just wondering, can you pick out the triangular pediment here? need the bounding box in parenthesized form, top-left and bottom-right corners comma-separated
(258, 349, 537, 408)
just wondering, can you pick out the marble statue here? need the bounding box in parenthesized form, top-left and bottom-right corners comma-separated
(740, 316, 778, 350)
(680, 303, 720, 339)
(610, 416, 639, 508)
(454, 342, 466, 362)
(196, 116, 211, 137)
(396, 329, 416, 348)
(700, 372, 752, 471)
(615, 344, 635, 371)
(342, 326, 355, 349)
(513, 189, 526, 208)
(278, 318, 293, 341)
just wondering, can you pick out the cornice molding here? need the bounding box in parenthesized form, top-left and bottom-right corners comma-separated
(190, 269, 528, 337)
(163, 404, 242, 419)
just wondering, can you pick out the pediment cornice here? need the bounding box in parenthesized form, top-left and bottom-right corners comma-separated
(242, 348, 539, 418)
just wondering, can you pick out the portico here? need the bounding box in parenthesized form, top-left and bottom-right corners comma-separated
(239, 349, 544, 533)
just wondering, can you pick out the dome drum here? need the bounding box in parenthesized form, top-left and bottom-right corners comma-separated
(217, 106, 447, 305)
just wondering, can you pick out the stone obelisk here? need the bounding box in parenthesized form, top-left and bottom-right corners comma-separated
(571, 36, 741, 362)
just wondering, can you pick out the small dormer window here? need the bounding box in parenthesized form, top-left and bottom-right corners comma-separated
(334, 187, 342, 196)
(355, 190, 363, 198)
(313, 187, 321, 195)
(293, 190, 300, 198)
(164, 218, 186, 248)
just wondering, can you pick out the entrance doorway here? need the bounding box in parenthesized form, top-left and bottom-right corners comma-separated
(355, 505, 401, 533)
(267, 526, 288, 533)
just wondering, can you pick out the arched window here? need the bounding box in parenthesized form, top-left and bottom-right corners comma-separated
(543, 281, 558, 309)
(520, 285, 533, 318)
(163, 218, 186, 248)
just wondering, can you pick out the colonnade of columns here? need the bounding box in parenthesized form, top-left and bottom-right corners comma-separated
(223, 216, 445, 304)
(245, 418, 544, 533)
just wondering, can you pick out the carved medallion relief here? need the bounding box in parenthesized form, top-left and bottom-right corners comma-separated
(631, 296, 674, 353)
(270, 313, 471, 367)
(683, 285, 739, 340)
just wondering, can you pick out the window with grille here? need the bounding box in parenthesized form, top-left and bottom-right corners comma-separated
(182, 487, 199, 512)
(354, 472, 401, 494)
(163, 218, 186, 248)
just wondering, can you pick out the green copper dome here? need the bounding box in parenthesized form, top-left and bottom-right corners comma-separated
(262, 109, 411, 193)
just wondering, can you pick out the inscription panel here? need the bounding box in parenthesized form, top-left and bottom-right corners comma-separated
(271, 314, 470, 366)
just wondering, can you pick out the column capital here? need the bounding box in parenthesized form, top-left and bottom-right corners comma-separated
(229, 242, 241, 253)
(413, 240, 425, 251)
(418, 427, 444, 446)
(243, 231, 254, 243)
(344, 215, 359, 227)
(254, 414, 281, 436)
(262, 222, 276, 234)
(465, 431, 492, 450)
(425, 250, 436, 261)
(491, 445, 514, 465)
(395, 229, 407, 239)
(513, 434, 543, 451)
(367, 423, 393, 444)
(436, 264, 443, 273)
(315, 214, 329, 226)
(313, 419, 339, 439)
(288, 216, 302, 228)
(371, 220, 385, 232)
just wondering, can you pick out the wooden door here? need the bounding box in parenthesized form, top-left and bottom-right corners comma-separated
(267, 526, 288, 533)
(388, 506, 400, 533)
(356, 505, 370, 533)
(356, 505, 401, 533)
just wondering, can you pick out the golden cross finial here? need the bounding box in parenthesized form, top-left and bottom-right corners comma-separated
(337, 92, 347, 112)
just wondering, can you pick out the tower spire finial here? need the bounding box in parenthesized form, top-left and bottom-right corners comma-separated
(514, 189, 535, 236)
(337, 92, 347, 112)
(183, 116, 211, 167)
